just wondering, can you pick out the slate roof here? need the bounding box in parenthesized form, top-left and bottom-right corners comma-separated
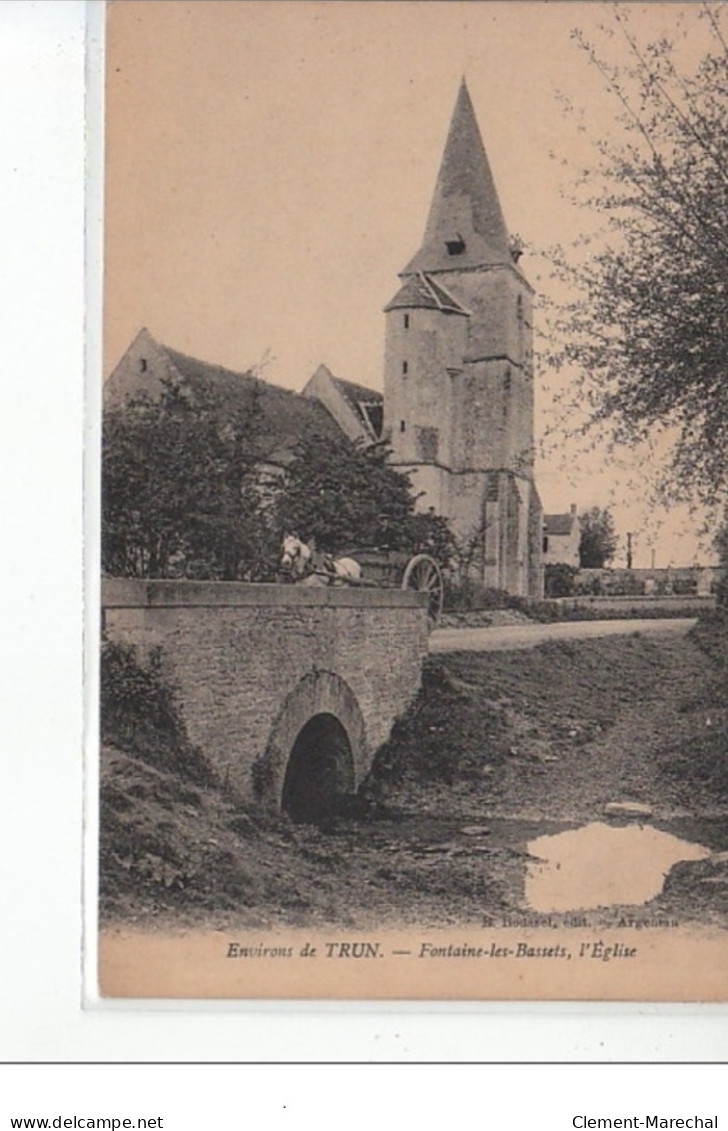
(384, 271, 470, 315)
(544, 512, 577, 536)
(107, 332, 343, 467)
(162, 345, 342, 459)
(329, 374, 383, 409)
(403, 79, 516, 275)
(329, 374, 384, 439)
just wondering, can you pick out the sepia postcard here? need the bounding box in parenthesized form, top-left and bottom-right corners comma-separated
(96, 0, 728, 1001)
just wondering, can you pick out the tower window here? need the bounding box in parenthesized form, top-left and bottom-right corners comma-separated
(403, 314, 410, 329)
(517, 295, 525, 361)
(503, 370, 511, 420)
(445, 235, 466, 256)
(402, 360, 408, 375)
(400, 420, 406, 433)
(139, 358, 148, 373)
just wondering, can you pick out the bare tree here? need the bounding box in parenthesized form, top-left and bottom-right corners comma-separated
(542, 5, 728, 520)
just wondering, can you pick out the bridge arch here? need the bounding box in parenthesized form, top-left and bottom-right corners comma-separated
(282, 713, 354, 823)
(260, 669, 368, 819)
(102, 580, 427, 802)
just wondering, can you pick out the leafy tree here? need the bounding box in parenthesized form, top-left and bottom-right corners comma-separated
(579, 506, 618, 569)
(103, 381, 454, 581)
(276, 433, 454, 562)
(398, 508, 455, 567)
(544, 6, 728, 517)
(102, 378, 278, 579)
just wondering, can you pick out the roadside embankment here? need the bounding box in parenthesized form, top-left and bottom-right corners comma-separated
(100, 617, 728, 928)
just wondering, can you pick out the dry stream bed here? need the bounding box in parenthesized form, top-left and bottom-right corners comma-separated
(101, 623, 728, 931)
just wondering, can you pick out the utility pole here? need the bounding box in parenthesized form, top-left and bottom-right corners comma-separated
(626, 532, 633, 570)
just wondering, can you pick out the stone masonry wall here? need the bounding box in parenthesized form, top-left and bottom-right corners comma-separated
(102, 580, 428, 802)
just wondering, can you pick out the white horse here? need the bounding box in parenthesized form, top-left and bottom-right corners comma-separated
(279, 533, 362, 586)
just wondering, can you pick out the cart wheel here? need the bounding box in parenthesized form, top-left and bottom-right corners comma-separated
(401, 554, 445, 624)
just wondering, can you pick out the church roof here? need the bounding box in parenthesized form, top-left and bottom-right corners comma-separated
(328, 373, 383, 410)
(384, 271, 470, 315)
(544, 512, 577, 536)
(105, 331, 341, 465)
(163, 346, 340, 445)
(328, 374, 384, 440)
(402, 79, 514, 275)
(305, 364, 383, 440)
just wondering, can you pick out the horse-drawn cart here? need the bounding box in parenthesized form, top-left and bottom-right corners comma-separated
(279, 535, 445, 624)
(344, 548, 445, 624)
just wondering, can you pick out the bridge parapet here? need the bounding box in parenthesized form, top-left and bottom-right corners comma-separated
(102, 579, 428, 815)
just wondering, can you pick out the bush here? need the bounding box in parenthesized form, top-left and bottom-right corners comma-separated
(544, 563, 578, 598)
(513, 598, 567, 623)
(100, 638, 215, 785)
(672, 576, 698, 596)
(445, 583, 589, 621)
(445, 584, 513, 613)
(599, 572, 645, 596)
(573, 572, 604, 596)
(717, 575, 728, 608)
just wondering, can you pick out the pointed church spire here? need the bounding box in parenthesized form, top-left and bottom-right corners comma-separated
(402, 79, 512, 274)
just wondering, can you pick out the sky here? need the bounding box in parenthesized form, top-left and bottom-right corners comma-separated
(103, 0, 720, 567)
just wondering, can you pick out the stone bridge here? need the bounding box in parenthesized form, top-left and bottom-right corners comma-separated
(102, 579, 429, 821)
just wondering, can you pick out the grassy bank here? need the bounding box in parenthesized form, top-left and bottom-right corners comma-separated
(690, 606, 728, 668)
(371, 633, 680, 783)
(656, 609, 728, 804)
(99, 639, 300, 920)
(656, 609, 728, 917)
(100, 622, 728, 927)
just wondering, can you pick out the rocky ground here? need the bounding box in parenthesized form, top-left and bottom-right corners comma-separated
(99, 614, 728, 931)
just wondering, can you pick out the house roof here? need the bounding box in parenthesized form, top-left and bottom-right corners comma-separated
(402, 79, 516, 275)
(107, 331, 342, 465)
(544, 512, 577, 536)
(384, 271, 470, 315)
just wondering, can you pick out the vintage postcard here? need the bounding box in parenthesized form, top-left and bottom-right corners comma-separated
(97, 0, 728, 1000)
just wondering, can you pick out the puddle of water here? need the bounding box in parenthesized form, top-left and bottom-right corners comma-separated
(525, 821, 711, 913)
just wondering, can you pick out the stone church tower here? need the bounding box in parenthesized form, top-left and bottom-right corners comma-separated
(383, 80, 543, 597)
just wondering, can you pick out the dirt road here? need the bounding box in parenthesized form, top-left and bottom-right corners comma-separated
(429, 617, 695, 653)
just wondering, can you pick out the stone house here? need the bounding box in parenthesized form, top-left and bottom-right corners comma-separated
(542, 505, 580, 567)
